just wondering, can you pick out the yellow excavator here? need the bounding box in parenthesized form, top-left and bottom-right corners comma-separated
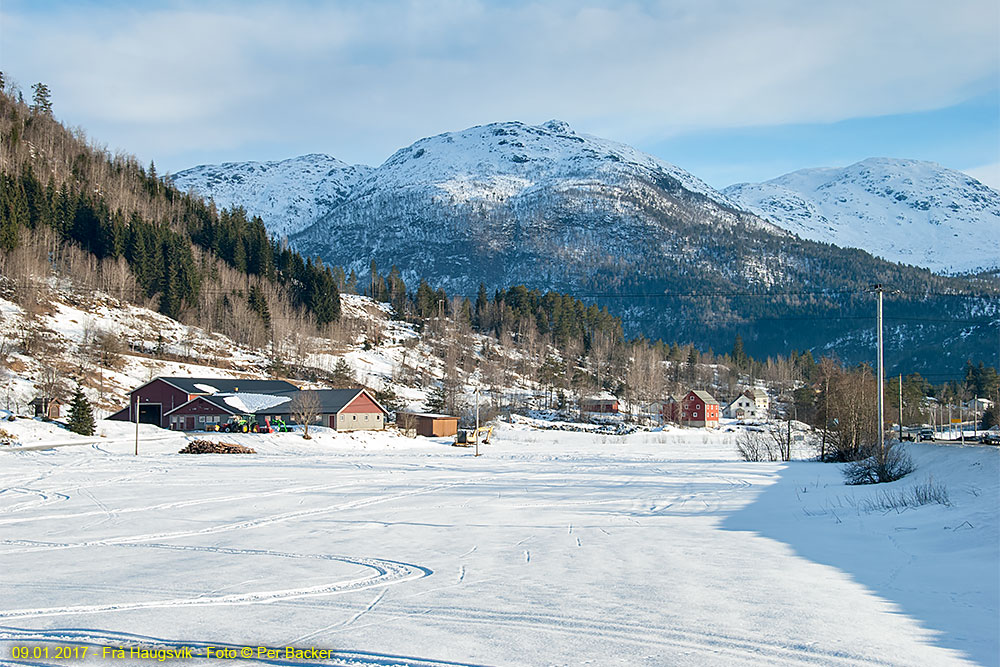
(454, 425, 493, 447)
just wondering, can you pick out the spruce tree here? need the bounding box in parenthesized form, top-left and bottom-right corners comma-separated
(30, 82, 53, 116)
(67, 386, 95, 436)
(425, 384, 447, 414)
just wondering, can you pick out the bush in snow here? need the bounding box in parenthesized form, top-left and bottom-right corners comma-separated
(842, 442, 915, 485)
(850, 477, 951, 512)
(736, 425, 792, 462)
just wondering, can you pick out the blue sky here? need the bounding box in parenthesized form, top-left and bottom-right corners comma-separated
(1, 0, 997, 188)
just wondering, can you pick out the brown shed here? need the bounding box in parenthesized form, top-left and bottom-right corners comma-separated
(398, 412, 459, 437)
(30, 397, 62, 420)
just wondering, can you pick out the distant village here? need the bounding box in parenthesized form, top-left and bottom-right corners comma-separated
(73, 376, 783, 440)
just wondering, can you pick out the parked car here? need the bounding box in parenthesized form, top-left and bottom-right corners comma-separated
(917, 428, 936, 442)
(982, 431, 1000, 446)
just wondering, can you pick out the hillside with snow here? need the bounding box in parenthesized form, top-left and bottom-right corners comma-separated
(723, 158, 1000, 274)
(171, 154, 372, 239)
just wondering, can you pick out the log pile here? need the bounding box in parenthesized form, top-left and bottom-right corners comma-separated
(179, 439, 255, 454)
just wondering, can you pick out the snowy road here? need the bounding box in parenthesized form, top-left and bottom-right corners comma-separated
(0, 424, 996, 666)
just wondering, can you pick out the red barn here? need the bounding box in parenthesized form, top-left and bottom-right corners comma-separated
(680, 390, 720, 428)
(162, 388, 388, 432)
(108, 377, 299, 428)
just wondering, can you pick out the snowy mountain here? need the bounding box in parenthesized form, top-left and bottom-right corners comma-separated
(292, 119, 785, 291)
(174, 123, 1000, 367)
(723, 158, 1000, 274)
(171, 154, 372, 238)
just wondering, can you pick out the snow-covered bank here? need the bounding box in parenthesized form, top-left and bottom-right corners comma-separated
(0, 425, 995, 665)
(724, 443, 999, 666)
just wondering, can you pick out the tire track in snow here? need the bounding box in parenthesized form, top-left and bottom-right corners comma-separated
(352, 606, 869, 666)
(0, 481, 345, 526)
(0, 478, 485, 555)
(0, 544, 430, 620)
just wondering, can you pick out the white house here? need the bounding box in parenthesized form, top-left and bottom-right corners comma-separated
(723, 388, 769, 420)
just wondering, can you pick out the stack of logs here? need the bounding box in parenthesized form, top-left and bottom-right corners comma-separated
(179, 440, 256, 454)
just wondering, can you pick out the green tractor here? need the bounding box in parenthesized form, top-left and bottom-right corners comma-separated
(221, 416, 251, 433)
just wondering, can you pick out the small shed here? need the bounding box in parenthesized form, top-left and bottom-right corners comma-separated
(30, 397, 62, 420)
(580, 393, 619, 417)
(398, 412, 459, 437)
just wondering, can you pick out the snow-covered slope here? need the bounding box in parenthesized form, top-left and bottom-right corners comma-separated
(359, 119, 743, 211)
(724, 158, 1000, 274)
(171, 154, 372, 238)
(291, 119, 780, 294)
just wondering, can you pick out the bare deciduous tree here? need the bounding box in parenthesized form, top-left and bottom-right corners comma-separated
(291, 390, 321, 439)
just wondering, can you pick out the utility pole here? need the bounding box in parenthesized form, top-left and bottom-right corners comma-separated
(960, 402, 965, 444)
(475, 387, 481, 457)
(898, 374, 903, 442)
(134, 397, 140, 456)
(869, 284, 885, 457)
(974, 396, 979, 439)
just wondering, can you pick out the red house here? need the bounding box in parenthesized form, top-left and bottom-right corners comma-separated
(680, 390, 719, 428)
(580, 393, 619, 419)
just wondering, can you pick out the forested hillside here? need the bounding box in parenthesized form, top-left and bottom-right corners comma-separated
(0, 81, 345, 350)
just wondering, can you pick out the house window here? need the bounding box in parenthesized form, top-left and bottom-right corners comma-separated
(198, 415, 205, 423)
(365, 415, 369, 421)
(353, 415, 357, 421)
(693, 412, 699, 417)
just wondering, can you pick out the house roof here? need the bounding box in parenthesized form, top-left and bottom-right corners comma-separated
(258, 389, 388, 416)
(397, 412, 459, 420)
(689, 390, 718, 405)
(152, 377, 299, 395)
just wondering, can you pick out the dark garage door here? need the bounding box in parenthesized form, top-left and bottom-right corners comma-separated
(137, 403, 162, 426)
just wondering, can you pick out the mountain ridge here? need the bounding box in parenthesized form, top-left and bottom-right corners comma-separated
(723, 158, 1000, 275)
(171, 121, 1000, 372)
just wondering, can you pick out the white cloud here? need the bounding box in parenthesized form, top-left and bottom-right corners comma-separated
(963, 162, 1000, 190)
(1, 0, 996, 171)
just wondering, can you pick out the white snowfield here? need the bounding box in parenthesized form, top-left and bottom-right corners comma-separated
(0, 419, 996, 666)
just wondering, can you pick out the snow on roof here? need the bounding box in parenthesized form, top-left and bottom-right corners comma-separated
(582, 392, 618, 402)
(194, 383, 219, 394)
(221, 393, 291, 413)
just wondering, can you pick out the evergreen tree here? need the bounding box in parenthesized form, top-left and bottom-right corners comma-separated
(30, 82, 53, 116)
(329, 358, 355, 386)
(425, 384, 447, 414)
(730, 334, 746, 368)
(67, 386, 95, 436)
(981, 406, 998, 431)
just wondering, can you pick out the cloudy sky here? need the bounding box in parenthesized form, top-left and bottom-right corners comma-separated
(1, 0, 997, 188)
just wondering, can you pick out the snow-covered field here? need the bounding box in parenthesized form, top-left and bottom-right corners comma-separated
(1, 419, 996, 666)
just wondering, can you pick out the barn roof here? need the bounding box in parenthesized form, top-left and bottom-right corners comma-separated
(155, 377, 298, 395)
(164, 388, 387, 417)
